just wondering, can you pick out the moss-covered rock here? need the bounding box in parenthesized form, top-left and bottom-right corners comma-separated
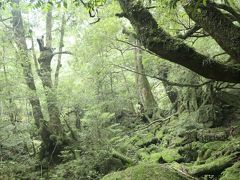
(197, 128, 228, 143)
(220, 161, 240, 180)
(132, 132, 160, 148)
(179, 142, 200, 163)
(101, 163, 191, 180)
(136, 148, 149, 161)
(188, 154, 236, 176)
(97, 157, 124, 174)
(149, 152, 162, 163)
(160, 148, 183, 163)
(148, 148, 183, 163)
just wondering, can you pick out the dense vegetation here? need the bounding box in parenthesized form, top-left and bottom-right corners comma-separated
(0, 0, 240, 179)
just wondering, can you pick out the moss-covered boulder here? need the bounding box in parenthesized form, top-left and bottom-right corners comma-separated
(97, 157, 124, 174)
(160, 149, 183, 163)
(220, 161, 240, 180)
(197, 128, 228, 143)
(101, 163, 191, 180)
(188, 154, 237, 176)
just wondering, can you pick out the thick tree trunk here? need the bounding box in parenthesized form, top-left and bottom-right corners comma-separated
(117, 0, 240, 83)
(181, 0, 240, 62)
(134, 40, 158, 119)
(11, 0, 58, 164)
(36, 9, 66, 162)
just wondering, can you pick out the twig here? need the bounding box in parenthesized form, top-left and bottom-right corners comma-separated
(116, 38, 157, 56)
(52, 51, 73, 56)
(111, 63, 212, 88)
(177, 24, 201, 39)
(130, 113, 178, 134)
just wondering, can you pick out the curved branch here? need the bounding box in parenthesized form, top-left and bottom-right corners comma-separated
(111, 63, 212, 88)
(117, 0, 240, 83)
(177, 24, 201, 39)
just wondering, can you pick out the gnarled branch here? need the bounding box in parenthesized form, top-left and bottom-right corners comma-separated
(117, 0, 240, 83)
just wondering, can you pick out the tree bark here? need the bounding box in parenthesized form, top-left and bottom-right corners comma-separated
(37, 9, 65, 162)
(134, 39, 158, 118)
(54, 14, 66, 88)
(159, 67, 178, 112)
(117, 0, 240, 83)
(11, 0, 44, 129)
(46, 8, 53, 49)
(181, 0, 240, 62)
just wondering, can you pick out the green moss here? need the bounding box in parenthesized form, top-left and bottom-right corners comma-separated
(149, 152, 162, 163)
(101, 163, 190, 180)
(171, 136, 185, 146)
(136, 148, 149, 161)
(156, 130, 164, 140)
(220, 162, 240, 180)
(160, 148, 182, 163)
(134, 132, 155, 147)
(189, 155, 236, 176)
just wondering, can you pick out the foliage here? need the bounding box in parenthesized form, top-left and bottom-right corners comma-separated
(0, 0, 240, 179)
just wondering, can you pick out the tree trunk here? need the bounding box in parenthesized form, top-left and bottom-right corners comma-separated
(11, 0, 57, 164)
(134, 39, 158, 119)
(11, 0, 44, 129)
(159, 67, 178, 113)
(181, 0, 240, 62)
(117, 0, 240, 83)
(54, 13, 66, 88)
(37, 9, 65, 162)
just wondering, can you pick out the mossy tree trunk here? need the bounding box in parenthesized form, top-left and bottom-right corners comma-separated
(181, 0, 240, 63)
(11, 0, 45, 129)
(54, 13, 66, 88)
(159, 67, 178, 113)
(134, 39, 158, 119)
(37, 8, 65, 162)
(11, 0, 63, 163)
(117, 0, 240, 83)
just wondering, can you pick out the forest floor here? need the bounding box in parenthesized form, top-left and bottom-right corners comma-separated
(101, 108, 240, 180)
(0, 107, 240, 180)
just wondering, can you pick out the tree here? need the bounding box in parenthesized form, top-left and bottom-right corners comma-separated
(36, 8, 67, 162)
(11, 0, 67, 163)
(116, 0, 240, 83)
(134, 39, 158, 120)
(11, 0, 45, 129)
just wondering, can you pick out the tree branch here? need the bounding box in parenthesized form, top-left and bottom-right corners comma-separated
(210, 2, 240, 23)
(177, 24, 201, 39)
(52, 51, 72, 56)
(117, 0, 240, 83)
(182, 0, 240, 62)
(111, 63, 212, 88)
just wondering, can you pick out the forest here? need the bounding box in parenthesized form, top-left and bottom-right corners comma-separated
(0, 0, 240, 179)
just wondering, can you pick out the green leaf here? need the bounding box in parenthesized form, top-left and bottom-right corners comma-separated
(203, 0, 207, 6)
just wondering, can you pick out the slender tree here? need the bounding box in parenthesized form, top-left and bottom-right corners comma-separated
(11, 0, 44, 129)
(134, 39, 158, 119)
(54, 13, 66, 88)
